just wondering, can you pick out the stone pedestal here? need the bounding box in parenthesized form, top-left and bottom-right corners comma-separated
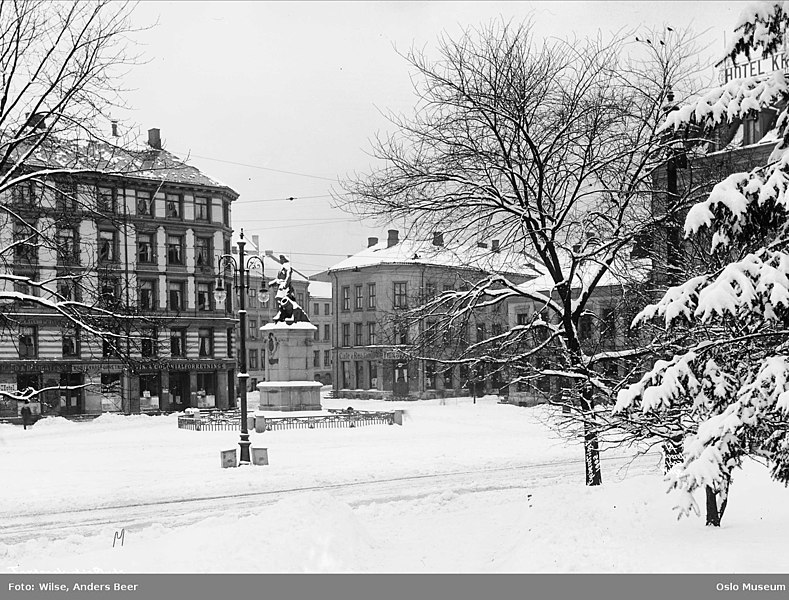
(257, 322, 322, 411)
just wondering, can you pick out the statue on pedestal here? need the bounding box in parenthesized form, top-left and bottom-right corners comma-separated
(269, 254, 310, 324)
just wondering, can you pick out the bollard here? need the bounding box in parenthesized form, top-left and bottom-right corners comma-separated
(220, 449, 237, 468)
(251, 447, 269, 466)
(393, 410, 404, 426)
(254, 411, 267, 434)
(247, 415, 255, 431)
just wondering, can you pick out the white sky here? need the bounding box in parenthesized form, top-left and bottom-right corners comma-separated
(118, 1, 754, 276)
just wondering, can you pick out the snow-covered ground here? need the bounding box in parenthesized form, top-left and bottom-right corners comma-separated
(0, 393, 786, 573)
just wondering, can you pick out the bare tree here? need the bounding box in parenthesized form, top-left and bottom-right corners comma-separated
(338, 20, 707, 485)
(0, 0, 161, 408)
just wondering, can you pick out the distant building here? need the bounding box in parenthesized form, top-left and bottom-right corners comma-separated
(308, 280, 332, 385)
(0, 127, 239, 417)
(327, 229, 535, 400)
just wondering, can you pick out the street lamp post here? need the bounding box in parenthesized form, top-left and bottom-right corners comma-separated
(214, 229, 269, 464)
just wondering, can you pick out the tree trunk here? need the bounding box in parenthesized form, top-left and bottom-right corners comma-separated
(580, 387, 602, 486)
(704, 476, 731, 527)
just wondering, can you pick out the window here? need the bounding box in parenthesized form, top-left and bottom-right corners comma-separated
(312, 303, 319, 315)
(393, 282, 408, 309)
(367, 283, 376, 309)
(168, 281, 184, 311)
(97, 186, 116, 213)
(167, 234, 183, 264)
(425, 282, 436, 300)
(297, 292, 304, 306)
(397, 323, 408, 345)
(19, 326, 37, 358)
(249, 349, 259, 370)
(98, 230, 116, 262)
(222, 201, 230, 225)
(56, 228, 77, 264)
(197, 282, 212, 311)
(137, 233, 154, 263)
(165, 193, 182, 219)
(425, 361, 437, 389)
(516, 312, 529, 326)
(367, 322, 376, 345)
(342, 286, 350, 311)
(369, 361, 378, 388)
(141, 328, 157, 358)
(354, 323, 363, 346)
(579, 314, 593, 341)
(323, 324, 330, 342)
(58, 280, 78, 302)
(341, 361, 350, 388)
(355, 285, 363, 310)
(99, 277, 119, 307)
(139, 279, 156, 310)
(56, 182, 77, 212)
(324, 302, 331, 315)
(102, 331, 120, 358)
(248, 318, 258, 339)
(476, 323, 486, 343)
(324, 350, 331, 367)
(195, 237, 211, 267)
(198, 328, 213, 357)
(342, 323, 350, 347)
(195, 196, 210, 221)
(227, 329, 234, 357)
(170, 329, 186, 357)
(11, 181, 36, 205)
(13, 222, 36, 261)
(313, 350, 320, 368)
(602, 308, 616, 340)
(443, 284, 453, 293)
(62, 325, 79, 358)
(136, 190, 153, 216)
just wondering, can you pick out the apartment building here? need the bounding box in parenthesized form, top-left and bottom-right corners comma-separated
(0, 128, 239, 417)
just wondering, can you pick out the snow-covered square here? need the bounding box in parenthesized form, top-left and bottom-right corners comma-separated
(1, 393, 786, 573)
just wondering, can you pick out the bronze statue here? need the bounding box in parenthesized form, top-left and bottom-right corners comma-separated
(269, 254, 310, 323)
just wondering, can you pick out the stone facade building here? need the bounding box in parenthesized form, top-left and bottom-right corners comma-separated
(327, 230, 534, 400)
(0, 128, 239, 418)
(307, 280, 333, 385)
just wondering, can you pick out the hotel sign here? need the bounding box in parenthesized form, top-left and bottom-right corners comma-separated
(719, 52, 789, 83)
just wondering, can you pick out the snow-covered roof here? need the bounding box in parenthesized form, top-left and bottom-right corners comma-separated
(328, 238, 539, 278)
(308, 280, 332, 299)
(10, 135, 238, 198)
(516, 252, 653, 297)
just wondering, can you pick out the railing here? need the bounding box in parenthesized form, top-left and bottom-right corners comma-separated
(177, 408, 400, 431)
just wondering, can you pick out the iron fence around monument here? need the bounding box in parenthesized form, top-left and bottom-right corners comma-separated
(177, 408, 399, 432)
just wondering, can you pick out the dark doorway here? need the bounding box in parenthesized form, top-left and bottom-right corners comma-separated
(168, 371, 190, 410)
(393, 362, 409, 397)
(59, 373, 84, 415)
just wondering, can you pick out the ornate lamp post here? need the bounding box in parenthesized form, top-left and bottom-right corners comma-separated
(214, 229, 269, 464)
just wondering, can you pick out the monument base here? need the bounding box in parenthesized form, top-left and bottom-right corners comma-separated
(257, 381, 322, 411)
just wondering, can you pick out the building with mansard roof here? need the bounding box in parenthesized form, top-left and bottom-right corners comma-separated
(0, 126, 240, 418)
(326, 229, 537, 400)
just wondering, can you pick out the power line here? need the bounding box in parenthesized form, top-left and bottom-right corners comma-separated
(171, 150, 338, 182)
(234, 194, 336, 204)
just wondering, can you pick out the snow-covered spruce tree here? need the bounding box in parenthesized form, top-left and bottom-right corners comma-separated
(613, 2, 789, 526)
(338, 20, 706, 486)
(0, 1, 165, 405)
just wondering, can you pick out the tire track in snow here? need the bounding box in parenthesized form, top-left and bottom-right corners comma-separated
(0, 452, 661, 545)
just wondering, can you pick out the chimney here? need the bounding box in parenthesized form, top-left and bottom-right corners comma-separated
(111, 120, 119, 137)
(477, 241, 488, 249)
(28, 112, 46, 130)
(387, 229, 399, 248)
(252, 235, 260, 250)
(491, 239, 500, 253)
(367, 237, 378, 248)
(432, 232, 444, 247)
(148, 128, 161, 149)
